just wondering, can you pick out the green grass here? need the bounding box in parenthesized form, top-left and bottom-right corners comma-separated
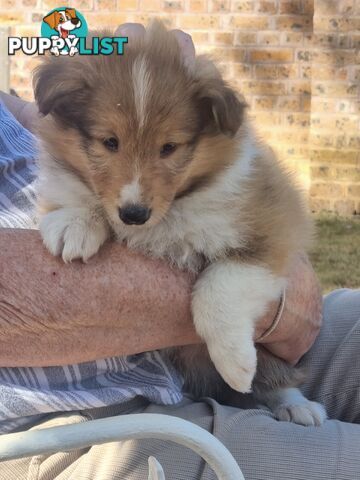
(310, 214, 360, 293)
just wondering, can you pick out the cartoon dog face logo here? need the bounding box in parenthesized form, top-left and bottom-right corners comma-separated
(43, 8, 81, 39)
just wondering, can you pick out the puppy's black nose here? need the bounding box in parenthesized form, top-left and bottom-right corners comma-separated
(71, 17, 80, 25)
(119, 205, 151, 225)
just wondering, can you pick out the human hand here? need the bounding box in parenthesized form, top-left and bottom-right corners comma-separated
(114, 23, 196, 70)
(0, 91, 38, 132)
(1, 23, 195, 133)
(255, 254, 323, 365)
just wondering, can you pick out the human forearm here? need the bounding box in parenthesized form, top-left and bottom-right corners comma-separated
(0, 229, 321, 367)
(0, 229, 198, 366)
(254, 254, 323, 364)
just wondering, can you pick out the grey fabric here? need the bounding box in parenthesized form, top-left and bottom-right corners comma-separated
(301, 288, 360, 424)
(0, 288, 359, 479)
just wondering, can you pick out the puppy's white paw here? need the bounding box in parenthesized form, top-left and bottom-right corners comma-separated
(208, 341, 257, 393)
(274, 400, 327, 426)
(40, 207, 109, 262)
(266, 388, 327, 426)
(192, 262, 284, 394)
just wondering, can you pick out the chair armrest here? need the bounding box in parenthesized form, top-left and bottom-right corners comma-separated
(0, 413, 245, 479)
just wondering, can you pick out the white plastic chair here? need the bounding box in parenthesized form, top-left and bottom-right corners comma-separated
(0, 413, 245, 479)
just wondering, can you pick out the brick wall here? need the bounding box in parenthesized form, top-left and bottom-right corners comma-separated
(1, 0, 359, 214)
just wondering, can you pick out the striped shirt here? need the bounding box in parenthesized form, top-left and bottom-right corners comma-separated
(0, 100, 183, 434)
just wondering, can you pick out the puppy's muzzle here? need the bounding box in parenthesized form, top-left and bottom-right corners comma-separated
(119, 204, 151, 225)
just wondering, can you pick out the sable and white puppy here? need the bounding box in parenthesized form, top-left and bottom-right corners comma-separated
(34, 22, 326, 426)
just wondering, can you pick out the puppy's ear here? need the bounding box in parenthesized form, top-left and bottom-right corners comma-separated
(198, 80, 246, 137)
(195, 58, 247, 137)
(33, 58, 90, 131)
(43, 12, 58, 30)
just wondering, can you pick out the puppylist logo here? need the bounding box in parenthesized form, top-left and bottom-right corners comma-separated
(8, 7, 128, 56)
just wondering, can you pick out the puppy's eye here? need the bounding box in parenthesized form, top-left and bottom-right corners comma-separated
(103, 137, 119, 152)
(59, 18, 64, 23)
(160, 143, 177, 158)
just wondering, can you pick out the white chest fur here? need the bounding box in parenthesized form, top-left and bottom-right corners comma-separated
(112, 143, 254, 271)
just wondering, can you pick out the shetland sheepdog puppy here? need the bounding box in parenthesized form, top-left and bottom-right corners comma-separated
(34, 21, 326, 426)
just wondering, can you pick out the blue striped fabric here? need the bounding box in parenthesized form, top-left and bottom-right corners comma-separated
(0, 100, 183, 434)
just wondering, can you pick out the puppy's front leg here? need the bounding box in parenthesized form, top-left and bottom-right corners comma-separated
(40, 206, 110, 262)
(192, 261, 285, 393)
(38, 162, 111, 262)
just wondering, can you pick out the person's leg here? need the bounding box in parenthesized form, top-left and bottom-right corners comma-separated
(0, 412, 90, 480)
(300, 289, 360, 423)
(57, 287, 360, 480)
(66, 289, 360, 479)
(2, 396, 358, 480)
(0, 289, 359, 480)
(34, 397, 355, 480)
(0, 400, 149, 480)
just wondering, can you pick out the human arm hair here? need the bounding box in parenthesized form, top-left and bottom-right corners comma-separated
(0, 230, 321, 367)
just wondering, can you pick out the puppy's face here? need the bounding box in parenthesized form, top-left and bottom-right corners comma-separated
(34, 24, 245, 228)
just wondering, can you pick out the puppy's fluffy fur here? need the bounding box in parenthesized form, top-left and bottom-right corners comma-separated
(34, 21, 326, 426)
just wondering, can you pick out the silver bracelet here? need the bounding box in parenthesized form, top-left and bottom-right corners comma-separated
(256, 288, 286, 342)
